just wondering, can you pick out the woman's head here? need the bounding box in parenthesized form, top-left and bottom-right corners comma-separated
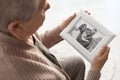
(0, 0, 50, 40)
(0, 0, 39, 31)
(79, 24, 87, 32)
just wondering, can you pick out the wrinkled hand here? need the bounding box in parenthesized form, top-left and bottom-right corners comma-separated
(91, 46, 110, 72)
(59, 13, 76, 30)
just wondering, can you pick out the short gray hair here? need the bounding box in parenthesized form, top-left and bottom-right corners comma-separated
(0, 0, 38, 31)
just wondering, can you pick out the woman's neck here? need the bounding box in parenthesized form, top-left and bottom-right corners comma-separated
(12, 33, 34, 45)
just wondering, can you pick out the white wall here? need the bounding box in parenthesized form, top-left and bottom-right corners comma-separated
(38, 0, 120, 34)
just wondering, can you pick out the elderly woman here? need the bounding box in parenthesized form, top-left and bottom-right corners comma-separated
(0, 0, 110, 80)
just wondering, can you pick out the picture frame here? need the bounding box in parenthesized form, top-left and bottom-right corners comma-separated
(60, 10, 116, 63)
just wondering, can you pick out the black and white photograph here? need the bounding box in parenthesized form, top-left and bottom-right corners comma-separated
(60, 10, 115, 62)
(70, 23, 103, 52)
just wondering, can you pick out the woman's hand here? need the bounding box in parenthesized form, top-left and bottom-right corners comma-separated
(91, 46, 110, 72)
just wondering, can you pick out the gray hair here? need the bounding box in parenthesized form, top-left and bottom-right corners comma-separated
(0, 0, 38, 31)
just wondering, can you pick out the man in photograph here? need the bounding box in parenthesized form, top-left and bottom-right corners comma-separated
(77, 28, 97, 48)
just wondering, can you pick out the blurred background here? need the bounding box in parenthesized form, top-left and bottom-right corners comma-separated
(38, 0, 120, 80)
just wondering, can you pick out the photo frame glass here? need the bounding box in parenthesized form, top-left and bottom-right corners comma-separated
(60, 10, 115, 63)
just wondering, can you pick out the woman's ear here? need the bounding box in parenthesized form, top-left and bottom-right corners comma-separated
(7, 21, 22, 35)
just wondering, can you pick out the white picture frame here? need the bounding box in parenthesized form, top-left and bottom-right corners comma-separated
(60, 10, 116, 63)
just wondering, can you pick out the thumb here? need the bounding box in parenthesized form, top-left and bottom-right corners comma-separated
(59, 13, 76, 30)
(66, 13, 76, 23)
(98, 46, 107, 57)
(102, 47, 110, 59)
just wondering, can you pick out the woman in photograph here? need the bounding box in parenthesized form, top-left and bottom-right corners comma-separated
(71, 24, 87, 39)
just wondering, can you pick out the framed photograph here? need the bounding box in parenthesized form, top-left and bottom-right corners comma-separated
(60, 10, 115, 63)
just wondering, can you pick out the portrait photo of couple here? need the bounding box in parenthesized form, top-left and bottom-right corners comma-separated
(70, 23, 103, 52)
